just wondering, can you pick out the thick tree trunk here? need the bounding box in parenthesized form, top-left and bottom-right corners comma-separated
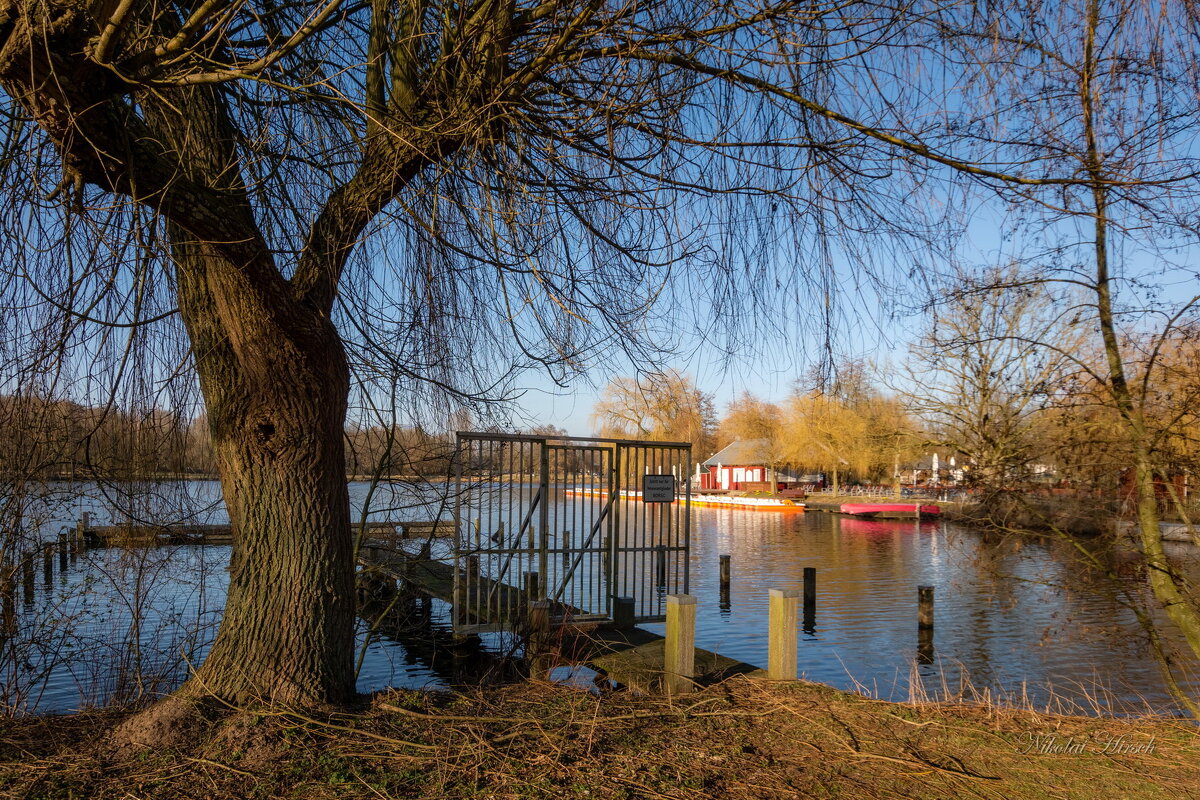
(172, 237, 356, 707)
(0, 1, 361, 714)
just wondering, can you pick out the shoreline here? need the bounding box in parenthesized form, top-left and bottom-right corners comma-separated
(2, 678, 1195, 799)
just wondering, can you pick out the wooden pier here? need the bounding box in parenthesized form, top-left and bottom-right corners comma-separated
(357, 540, 765, 692)
(79, 519, 453, 548)
(63, 510, 771, 693)
(804, 501, 940, 519)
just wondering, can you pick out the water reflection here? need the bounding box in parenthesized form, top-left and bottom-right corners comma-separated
(677, 508, 1199, 714)
(1, 480, 1197, 715)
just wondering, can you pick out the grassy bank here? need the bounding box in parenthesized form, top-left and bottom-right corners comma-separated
(1, 678, 1195, 799)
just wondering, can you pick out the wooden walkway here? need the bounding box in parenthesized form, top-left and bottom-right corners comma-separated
(357, 541, 764, 692)
(358, 543, 533, 627)
(81, 520, 453, 548)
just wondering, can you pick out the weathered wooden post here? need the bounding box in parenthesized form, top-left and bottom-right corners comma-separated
(528, 599, 553, 678)
(918, 585, 935, 630)
(522, 571, 540, 601)
(719, 554, 731, 594)
(56, 533, 68, 572)
(21, 553, 34, 605)
(917, 627, 935, 665)
(768, 588, 799, 680)
(664, 594, 696, 695)
(802, 567, 816, 633)
(612, 596, 635, 630)
(76, 512, 91, 553)
(803, 567, 816, 616)
(529, 600, 551, 643)
(41, 543, 53, 589)
(1, 565, 15, 635)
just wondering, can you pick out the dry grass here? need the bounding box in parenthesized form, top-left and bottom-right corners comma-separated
(1, 677, 1196, 799)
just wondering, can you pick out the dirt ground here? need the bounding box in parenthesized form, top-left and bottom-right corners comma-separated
(1, 678, 1196, 799)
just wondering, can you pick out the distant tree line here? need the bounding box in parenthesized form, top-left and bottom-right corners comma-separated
(0, 394, 468, 481)
(0, 394, 213, 479)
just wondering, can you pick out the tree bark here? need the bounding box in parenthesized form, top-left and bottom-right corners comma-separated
(173, 235, 355, 707)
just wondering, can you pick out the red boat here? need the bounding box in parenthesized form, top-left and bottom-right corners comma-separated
(839, 503, 941, 519)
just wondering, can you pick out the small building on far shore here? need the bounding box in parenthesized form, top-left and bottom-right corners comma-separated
(898, 451, 965, 486)
(697, 439, 801, 492)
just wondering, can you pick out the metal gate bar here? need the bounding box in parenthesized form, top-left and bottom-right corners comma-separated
(452, 432, 691, 633)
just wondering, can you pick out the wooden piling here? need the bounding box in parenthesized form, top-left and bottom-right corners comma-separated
(528, 599, 552, 663)
(1, 566, 14, 634)
(612, 596, 635, 630)
(803, 567, 816, 617)
(42, 543, 53, 588)
(917, 627, 934, 665)
(663, 594, 696, 695)
(21, 554, 34, 605)
(768, 588, 799, 680)
(75, 513, 90, 554)
(719, 554, 731, 594)
(522, 571, 540, 601)
(918, 585, 935, 630)
(56, 533, 68, 572)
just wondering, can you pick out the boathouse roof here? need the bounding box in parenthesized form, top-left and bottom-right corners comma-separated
(702, 439, 771, 467)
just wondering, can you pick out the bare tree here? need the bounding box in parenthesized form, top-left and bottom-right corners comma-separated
(0, 0, 943, 728)
(901, 266, 1082, 491)
(887, 0, 1200, 715)
(591, 370, 717, 461)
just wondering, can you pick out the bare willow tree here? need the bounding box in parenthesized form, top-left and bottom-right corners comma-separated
(0, 0, 946, 730)
(877, 0, 1200, 714)
(591, 370, 717, 460)
(901, 266, 1083, 491)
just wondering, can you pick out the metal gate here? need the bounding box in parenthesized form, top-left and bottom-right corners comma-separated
(452, 432, 691, 633)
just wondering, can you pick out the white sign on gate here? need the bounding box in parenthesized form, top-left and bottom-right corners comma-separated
(642, 474, 676, 503)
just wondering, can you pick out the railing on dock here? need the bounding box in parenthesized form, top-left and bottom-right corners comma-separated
(451, 432, 692, 633)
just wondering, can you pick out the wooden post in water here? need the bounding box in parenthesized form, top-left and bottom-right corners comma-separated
(917, 627, 934, 665)
(654, 545, 667, 587)
(803, 567, 816, 617)
(918, 585, 935, 630)
(719, 554, 731, 594)
(768, 588, 799, 680)
(56, 533, 68, 572)
(664, 594, 696, 695)
(1, 565, 14, 635)
(21, 554, 34, 605)
(76, 512, 91, 553)
(42, 543, 53, 589)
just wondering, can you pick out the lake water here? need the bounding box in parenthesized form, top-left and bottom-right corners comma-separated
(1, 480, 1196, 715)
